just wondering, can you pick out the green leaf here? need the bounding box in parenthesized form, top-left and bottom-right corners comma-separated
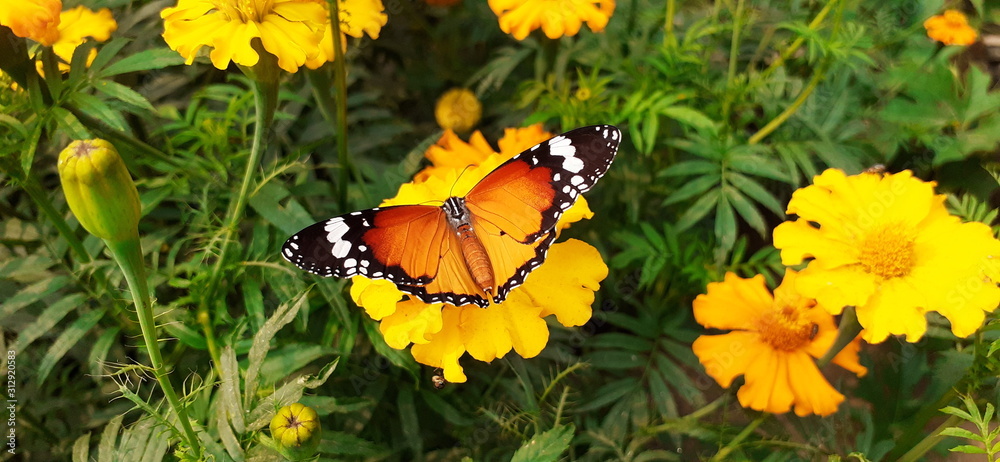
(69, 92, 127, 132)
(98, 414, 124, 462)
(587, 350, 645, 369)
(663, 173, 720, 206)
(11, 293, 85, 352)
(73, 433, 91, 462)
(727, 171, 786, 216)
(36, 309, 105, 383)
(0, 276, 71, 323)
(245, 292, 309, 409)
(675, 188, 720, 232)
(948, 445, 987, 454)
(511, 425, 575, 462)
(257, 343, 335, 384)
(724, 186, 766, 237)
(162, 321, 206, 350)
(661, 106, 717, 133)
(219, 346, 245, 434)
(658, 160, 718, 178)
(940, 427, 982, 441)
(88, 327, 121, 380)
(715, 197, 737, 251)
(92, 80, 156, 112)
(87, 38, 130, 75)
(317, 432, 389, 457)
(398, 387, 423, 456)
(99, 48, 186, 78)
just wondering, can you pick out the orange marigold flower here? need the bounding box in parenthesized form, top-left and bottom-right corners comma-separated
(924, 9, 977, 46)
(488, 0, 615, 40)
(773, 169, 1000, 343)
(692, 271, 867, 416)
(0, 0, 61, 46)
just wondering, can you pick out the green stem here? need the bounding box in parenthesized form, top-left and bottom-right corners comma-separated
(747, 59, 828, 145)
(106, 238, 201, 457)
(664, 0, 677, 48)
(888, 386, 961, 460)
(710, 414, 767, 462)
(757, 0, 838, 81)
(644, 393, 731, 435)
(329, 0, 351, 212)
(816, 305, 861, 367)
(896, 414, 962, 462)
(201, 76, 278, 367)
(721, 0, 746, 123)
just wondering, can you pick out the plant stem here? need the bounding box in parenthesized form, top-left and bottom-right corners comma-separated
(757, 0, 838, 81)
(201, 76, 278, 367)
(721, 0, 746, 123)
(896, 414, 962, 462)
(664, 0, 677, 47)
(747, 59, 828, 145)
(106, 238, 201, 457)
(711, 414, 766, 461)
(329, 0, 351, 212)
(817, 305, 861, 367)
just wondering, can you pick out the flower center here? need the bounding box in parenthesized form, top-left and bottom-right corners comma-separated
(756, 305, 814, 351)
(214, 0, 274, 23)
(857, 225, 915, 279)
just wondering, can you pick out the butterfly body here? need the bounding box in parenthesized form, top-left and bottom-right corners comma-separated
(283, 125, 621, 308)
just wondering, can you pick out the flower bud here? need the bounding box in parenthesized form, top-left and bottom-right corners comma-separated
(58, 139, 141, 242)
(435, 88, 481, 133)
(270, 403, 321, 460)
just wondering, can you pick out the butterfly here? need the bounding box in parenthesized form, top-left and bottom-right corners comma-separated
(282, 125, 621, 308)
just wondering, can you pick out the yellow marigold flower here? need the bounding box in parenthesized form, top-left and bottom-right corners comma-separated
(692, 271, 867, 417)
(924, 9, 977, 46)
(270, 403, 321, 460)
(0, 0, 61, 46)
(347, 127, 608, 383)
(58, 139, 141, 243)
(773, 169, 1000, 343)
(305, 0, 387, 69)
(161, 0, 328, 73)
(488, 0, 615, 40)
(434, 88, 482, 133)
(49, 6, 117, 71)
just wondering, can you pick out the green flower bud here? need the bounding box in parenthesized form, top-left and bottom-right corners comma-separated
(270, 403, 321, 460)
(58, 139, 141, 243)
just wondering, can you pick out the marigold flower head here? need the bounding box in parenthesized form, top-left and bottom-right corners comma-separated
(161, 0, 329, 73)
(46, 6, 117, 72)
(348, 126, 608, 383)
(773, 169, 1000, 343)
(692, 271, 867, 416)
(0, 0, 61, 46)
(924, 9, 977, 46)
(305, 0, 387, 69)
(434, 88, 482, 133)
(488, 0, 615, 40)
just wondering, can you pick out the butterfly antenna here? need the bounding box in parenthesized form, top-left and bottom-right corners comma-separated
(449, 164, 476, 198)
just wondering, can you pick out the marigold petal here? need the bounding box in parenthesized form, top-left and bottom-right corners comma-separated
(784, 352, 845, 417)
(411, 306, 467, 383)
(379, 299, 444, 348)
(258, 16, 319, 73)
(693, 273, 772, 330)
(350, 277, 402, 320)
(692, 331, 759, 388)
(856, 278, 928, 343)
(0, 0, 61, 45)
(738, 347, 794, 414)
(795, 265, 877, 314)
(520, 239, 605, 326)
(773, 220, 857, 268)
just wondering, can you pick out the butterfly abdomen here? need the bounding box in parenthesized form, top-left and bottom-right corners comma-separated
(444, 196, 495, 300)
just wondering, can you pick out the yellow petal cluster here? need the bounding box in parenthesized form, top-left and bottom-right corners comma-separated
(0, 0, 61, 46)
(269, 403, 321, 459)
(161, 0, 328, 73)
(434, 88, 482, 133)
(924, 9, 977, 46)
(49, 6, 117, 71)
(305, 0, 387, 69)
(692, 271, 867, 416)
(773, 169, 1000, 343)
(350, 126, 608, 382)
(488, 0, 615, 40)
